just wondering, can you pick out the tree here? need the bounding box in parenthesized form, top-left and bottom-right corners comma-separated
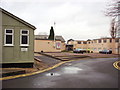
(105, 0, 120, 38)
(105, 0, 120, 17)
(110, 18, 117, 38)
(48, 26, 55, 40)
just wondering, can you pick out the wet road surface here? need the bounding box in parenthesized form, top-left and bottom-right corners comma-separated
(2, 58, 119, 88)
(35, 55, 61, 67)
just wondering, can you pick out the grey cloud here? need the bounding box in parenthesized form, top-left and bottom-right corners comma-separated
(1, 0, 112, 41)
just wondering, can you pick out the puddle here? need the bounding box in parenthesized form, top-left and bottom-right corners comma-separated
(45, 73, 61, 76)
(68, 63, 72, 65)
(65, 63, 72, 66)
(45, 67, 83, 76)
(63, 67, 83, 74)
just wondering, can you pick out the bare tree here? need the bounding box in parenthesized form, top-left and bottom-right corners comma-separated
(105, 0, 120, 38)
(110, 18, 117, 38)
(105, 0, 120, 17)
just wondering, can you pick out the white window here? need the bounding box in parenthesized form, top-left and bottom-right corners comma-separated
(20, 30, 29, 46)
(4, 29, 14, 46)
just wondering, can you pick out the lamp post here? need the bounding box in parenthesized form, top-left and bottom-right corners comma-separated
(53, 22, 56, 48)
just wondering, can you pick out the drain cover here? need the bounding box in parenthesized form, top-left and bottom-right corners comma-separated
(45, 73, 61, 76)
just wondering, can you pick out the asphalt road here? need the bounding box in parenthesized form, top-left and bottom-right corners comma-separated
(35, 55, 61, 67)
(2, 58, 119, 88)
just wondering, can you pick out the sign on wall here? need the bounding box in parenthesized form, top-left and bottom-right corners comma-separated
(56, 42, 61, 49)
(21, 48, 28, 51)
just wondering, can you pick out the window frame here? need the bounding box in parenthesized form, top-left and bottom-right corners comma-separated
(20, 30, 29, 46)
(4, 29, 14, 46)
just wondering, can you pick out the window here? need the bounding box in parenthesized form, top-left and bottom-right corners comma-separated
(20, 30, 29, 46)
(103, 48, 106, 50)
(88, 42, 90, 44)
(115, 38, 119, 43)
(94, 40, 97, 43)
(110, 39, 112, 43)
(98, 48, 101, 51)
(94, 48, 97, 51)
(110, 48, 112, 50)
(44, 37, 47, 39)
(98, 39, 101, 43)
(115, 48, 118, 53)
(77, 41, 81, 44)
(83, 42, 87, 44)
(103, 39, 107, 43)
(4, 29, 14, 46)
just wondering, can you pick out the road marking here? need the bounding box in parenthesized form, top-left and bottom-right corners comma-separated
(113, 61, 120, 70)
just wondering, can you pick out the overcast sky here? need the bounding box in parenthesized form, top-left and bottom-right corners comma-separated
(1, 0, 112, 41)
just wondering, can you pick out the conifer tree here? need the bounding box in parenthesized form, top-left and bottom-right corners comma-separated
(48, 26, 55, 40)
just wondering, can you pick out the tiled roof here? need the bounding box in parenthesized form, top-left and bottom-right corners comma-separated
(35, 35, 65, 42)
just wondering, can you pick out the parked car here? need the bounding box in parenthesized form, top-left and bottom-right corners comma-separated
(85, 49, 93, 53)
(99, 50, 112, 54)
(73, 49, 86, 54)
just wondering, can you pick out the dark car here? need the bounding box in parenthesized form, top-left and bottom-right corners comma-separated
(99, 50, 112, 54)
(73, 49, 86, 54)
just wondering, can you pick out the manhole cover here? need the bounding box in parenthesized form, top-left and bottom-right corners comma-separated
(45, 73, 61, 76)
